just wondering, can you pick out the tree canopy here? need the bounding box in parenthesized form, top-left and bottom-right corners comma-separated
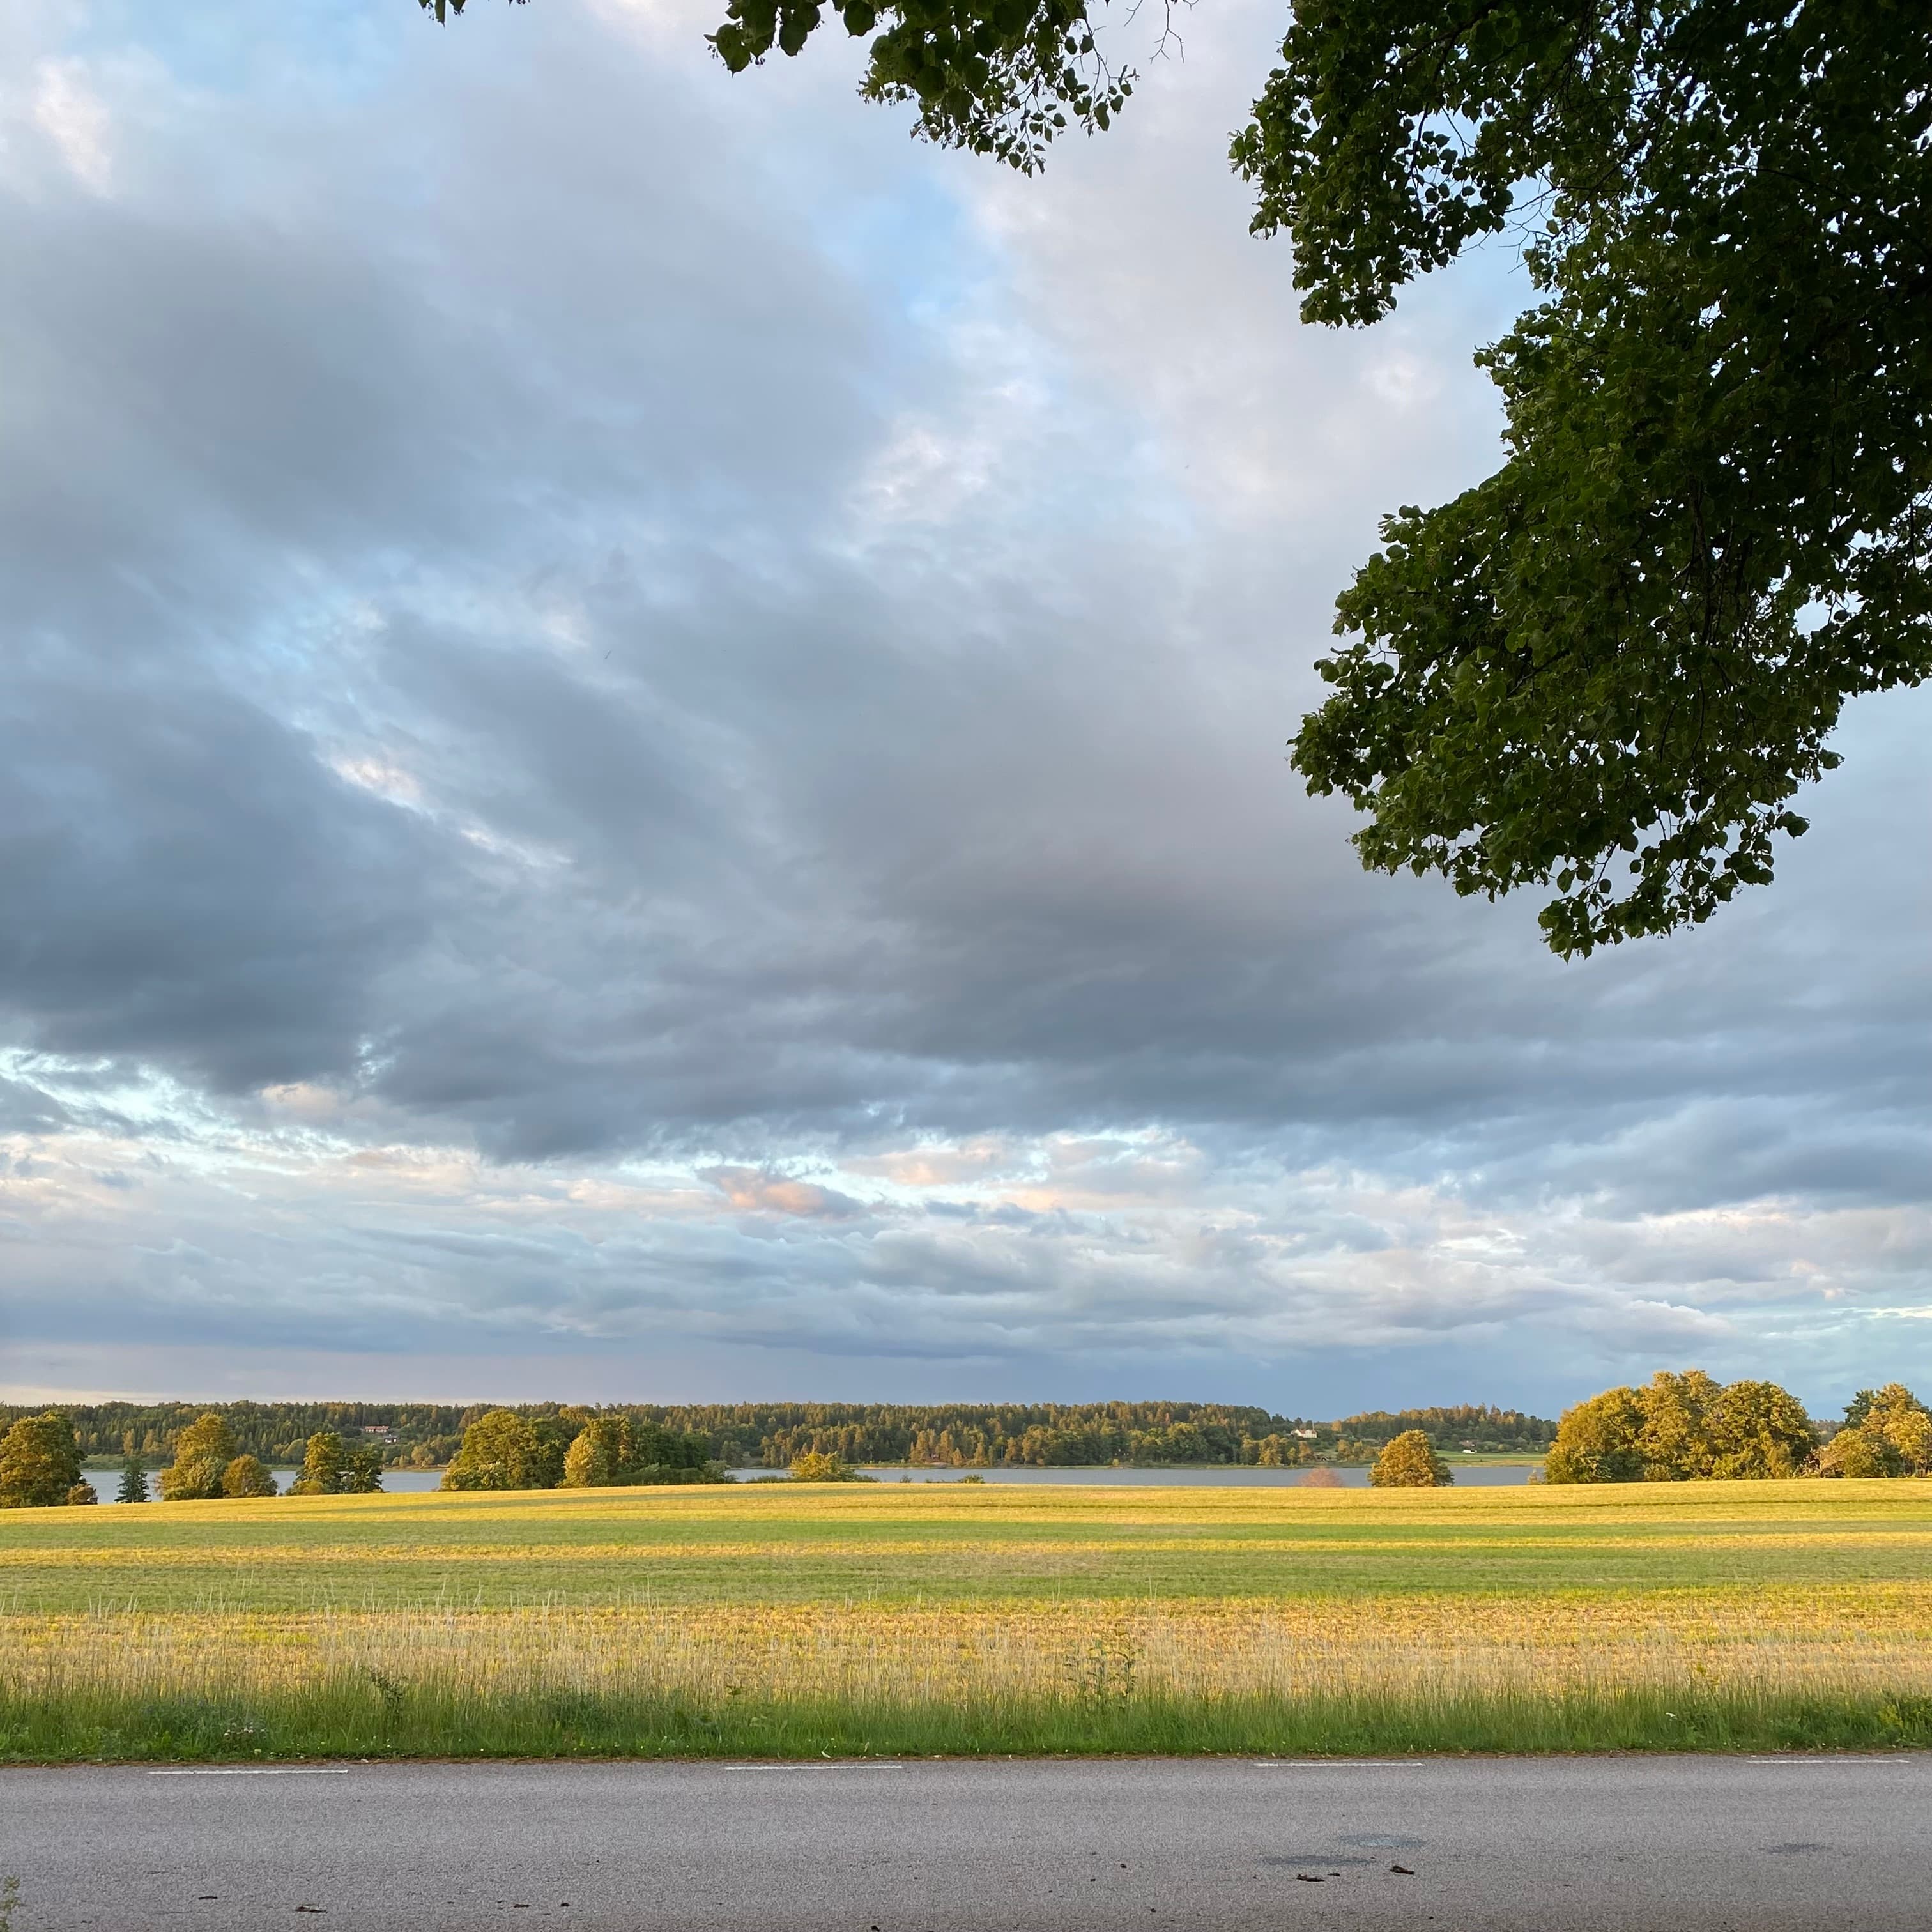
(0, 1412, 86, 1509)
(1544, 1369, 1830, 1482)
(426, 0, 1930, 954)
(158, 1412, 239, 1501)
(1368, 1428, 1452, 1486)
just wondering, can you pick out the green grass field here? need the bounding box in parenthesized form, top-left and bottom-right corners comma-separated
(6, 1479, 1931, 1759)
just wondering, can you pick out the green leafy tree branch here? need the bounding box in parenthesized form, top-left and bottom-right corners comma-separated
(423, 0, 1929, 954)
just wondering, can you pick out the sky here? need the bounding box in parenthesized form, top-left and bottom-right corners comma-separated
(1, 0, 1928, 1421)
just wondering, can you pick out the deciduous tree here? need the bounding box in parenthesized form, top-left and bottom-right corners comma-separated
(1368, 1429, 1452, 1487)
(1708, 1379, 1816, 1479)
(288, 1430, 346, 1496)
(0, 1412, 86, 1509)
(1549, 1370, 1820, 1482)
(160, 1414, 237, 1501)
(220, 1454, 280, 1499)
(426, 0, 1932, 954)
(1543, 1386, 1645, 1484)
(563, 1420, 621, 1488)
(443, 1410, 547, 1491)
(1819, 1384, 1932, 1478)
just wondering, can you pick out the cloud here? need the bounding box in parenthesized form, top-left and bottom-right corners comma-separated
(31, 58, 113, 195)
(0, 0, 1927, 1414)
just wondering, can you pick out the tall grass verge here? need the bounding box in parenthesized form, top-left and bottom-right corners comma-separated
(6, 1675, 1931, 1761)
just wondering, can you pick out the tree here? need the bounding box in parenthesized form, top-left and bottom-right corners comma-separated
(1549, 1370, 1816, 1481)
(789, 1450, 867, 1482)
(1636, 1370, 1724, 1481)
(1368, 1429, 1452, 1487)
(563, 1420, 620, 1488)
(339, 1445, 385, 1494)
(1858, 1385, 1932, 1475)
(430, 0, 1932, 956)
(1813, 1425, 1894, 1479)
(1820, 1384, 1932, 1478)
(65, 1482, 98, 1505)
(1708, 1379, 1816, 1479)
(160, 1413, 237, 1501)
(116, 1455, 150, 1504)
(220, 1454, 280, 1499)
(1544, 1386, 1645, 1484)
(442, 1410, 547, 1491)
(0, 1411, 86, 1508)
(288, 1430, 346, 1497)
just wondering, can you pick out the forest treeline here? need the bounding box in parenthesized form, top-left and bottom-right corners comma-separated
(0, 1398, 1556, 1470)
(8, 1374, 1929, 1508)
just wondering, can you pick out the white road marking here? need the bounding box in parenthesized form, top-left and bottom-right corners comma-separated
(722, 1763, 906, 1771)
(149, 1767, 351, 1776)
(1254, 1761, 1425, 1768)
(1747, 1757, 1915, 1765)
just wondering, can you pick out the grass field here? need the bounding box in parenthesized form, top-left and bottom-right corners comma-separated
(6, 1479, 1931, 1760)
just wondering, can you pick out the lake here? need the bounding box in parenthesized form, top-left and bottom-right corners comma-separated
(79, 1460, 1538, 1501)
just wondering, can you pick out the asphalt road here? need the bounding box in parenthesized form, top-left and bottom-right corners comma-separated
(2, 1755, 1927, 1931)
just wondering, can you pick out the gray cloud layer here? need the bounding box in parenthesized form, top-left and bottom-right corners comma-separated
(0, 0, 1927, 1414)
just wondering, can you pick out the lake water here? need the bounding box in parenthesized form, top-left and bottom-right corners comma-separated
(853, 1462, 1538, 1487)
(79, 1460, 1537, 1501)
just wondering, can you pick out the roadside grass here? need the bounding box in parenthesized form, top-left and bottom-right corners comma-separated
(4, 1481, 1930, 1759)
(8, 1675, 1932, 1761)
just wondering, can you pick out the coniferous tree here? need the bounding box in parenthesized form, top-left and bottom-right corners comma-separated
(116, 1456, 150, 1503)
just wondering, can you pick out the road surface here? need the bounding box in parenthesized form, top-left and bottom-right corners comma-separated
(2, 1754, 1927, 1929)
